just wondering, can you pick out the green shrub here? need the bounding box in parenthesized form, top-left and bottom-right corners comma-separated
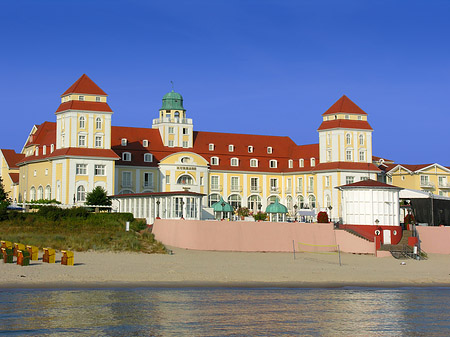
(253, 211, 267, 221)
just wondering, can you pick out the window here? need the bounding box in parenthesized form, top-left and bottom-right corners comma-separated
(143, 140, 149, 147)
(229, 145, 234, 152)
(96, 96, 101, 102)
(310, 158, 315, 167)
(297, 177, 303, 192)
(183, 128, 189, 135)
(76, 164, 87, 175)
(267, 147, 273, 154)
(174, 111, 180, 118)
(326, 195, 331, 208)
(345, 115, 349, 120)
(33, 170, 37, 177)
(209, 143, 214, 151)
(346, 176, 354, 185)
(327, 150, 332, 162)
(181, 157, 190, 163)
(79, 95, 85, 101)
(177, 175, 194, 185)
(122, 172, 132, 187)
(359, 134, 364, 146)
(51, 144, 54, 153)
(308, 177, 314, 191)
(166, 175, 170, 184)
(95, 136, 103, 148)
(231, 176, 240, 192)
(96, 117, 102, 129)
(211, 176, 220, 190)
(299, 159, 304, 168)
(346, 133, 351, 145)
(327, 133, 331, 145)
(308, 195, 316, 208)
(359, 151, 366, 162)
(346, 150, 352, 161)
(143, 172, 153, 188)
(43, 145, 46, 155)
(45, 185, 51, 200)
(208, 193, 221, 207)
(121, 138, 127, 146)
(250, 159, 258, 167)
(269, 160, 277, 168)
(76, 185, 86, 201)
(168, 140, 174, 147)
(250, 177, 259, 192)
(361, 176, 369, 181)
(270, 178, 278, 192)
(387, 176, 393, 184)
(61, 134, 65, 147)
(248, 146, 253, 153)
(286, 178, 292, 191)
(122, 152, 131, 161)
(79, 116, 85, 128)
(78, 135, 86, 147)
(168, 127, 174, 134)
(268, 195, 279, 205)
(439, 176, 447, 187)
(358, 115, 362, 120)
(30, 187, 36, 201)
(297, 195, 305, 209)
(144, 153, 153, 162)
(420, 175, 430, 186)
(94, 165, 105, 176)
(37, 186, 44, 200)
(230, 158, 239, 166)
(325, 176, 330, 187)
(35, 147, 39, 156)
(210, 157, 219, 166)
(288, 160, 293, 168)
(182, 141, 188, 148)
(248, 195, 262, 212)
(45, 168, 48, 176)
(228, 194, 242, 209)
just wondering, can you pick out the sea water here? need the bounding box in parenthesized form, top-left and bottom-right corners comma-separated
(1, 287, 450, 336)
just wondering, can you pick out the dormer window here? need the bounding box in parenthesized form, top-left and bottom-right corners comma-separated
(248, 146, 253, 153)
(209, 144, 214, 151)
(35, 147, 39, 156)
(358, 115, 362, 120)
(229, 145, 234, 152)
(310, 158, 316, 167)
(43, 145, 46, 155)
(79, 116, 85, 129)
(230, 158, 239, 166)
(345, 115, 349, 119)
(122, 152, 131, 161)
(250, 159, 258, 167)
(269, 160, 277, 168)
(121, 138, 127, 146)
(299, 159, 304, 167)
(211, 157, 219, 165)
(267, 147, 273, 154)
(79, 95, 85, 101)
(50, 144, 54, 153)
(143, 140, 149, 147)
(288, 159, 293, 168)
(335, 115, 337, 119)
(96, 96, 101, 102)
(144, 153, 153, 162)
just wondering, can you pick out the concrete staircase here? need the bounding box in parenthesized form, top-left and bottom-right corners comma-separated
(339, 228, 372, 242)
(379, 230, 415, 259)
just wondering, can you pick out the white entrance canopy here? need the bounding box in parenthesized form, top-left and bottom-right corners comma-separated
(400, 189, 450, 201)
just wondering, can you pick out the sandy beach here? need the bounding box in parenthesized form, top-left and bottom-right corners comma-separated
(1, 248, 450, 289)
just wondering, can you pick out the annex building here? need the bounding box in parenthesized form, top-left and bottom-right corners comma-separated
(1, 74, 449, 222)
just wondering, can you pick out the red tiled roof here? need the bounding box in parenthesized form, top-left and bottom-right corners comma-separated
(386, 164, 433, 173)
(1, 149, 24, 169)
(55, 101, 113, 113)
(110, 191, 205, 198)
(9, 173, 19, 184)
(338, 179, 402, 189)
(62, 74, 107, 96)
(313, 162, 381, 172)
(317, 119, 373, 131)
(25, 122, 56, 147)
(372, 155, 395, 164)
(18, 147, 119, 165)
(322, 95, 367, 116)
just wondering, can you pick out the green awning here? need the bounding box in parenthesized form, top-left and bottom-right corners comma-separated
(211, 197, 234, 212)
(266, 200, 288, 214)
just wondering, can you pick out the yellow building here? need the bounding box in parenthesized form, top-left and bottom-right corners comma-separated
(10, 75, 388, 221)
(0, 149, 24, 202)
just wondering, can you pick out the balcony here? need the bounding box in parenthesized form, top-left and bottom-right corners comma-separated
(420, 182, 435, 189)
(142, 183, 154, 189)
(230, 185, 243, 193)
(250, 186, 261, 193)
(270, 187, 280, 194)
(210, 184, 223, 192)
(438, 181, 450, 189)
(152, 117, 193, 125)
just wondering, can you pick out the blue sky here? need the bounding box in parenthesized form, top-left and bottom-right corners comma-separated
(1, 0, 449, 165)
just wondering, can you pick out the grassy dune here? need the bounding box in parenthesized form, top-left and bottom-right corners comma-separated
(0, 207, 166, 253)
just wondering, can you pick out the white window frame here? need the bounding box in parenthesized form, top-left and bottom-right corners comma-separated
(95, 135, 103, 148)
(182, 141, 189, 148)
(79, 116, 85, 129)
(250, 159, 258, 167)
(229, 145, 234, 152)
(211, 157, 219, 166)
(310, 158, 315, 167)
(359, 134, 364, 146)
(122, 152, 131, 161)
(230, 157, 239, 166)
(78, 134, 86, 147)
(143, 140, 149, 147)
(96, 96, 101, 102)
(346, 133, 351, 145)
(267, 147, 273, 154)
(299, 159, 304, 168)
(143, 172, 153, 188)
(168, 127, 174, 134)
(122, 171, 132, 187)
(94, 164, 105, 176)
(79, 95, 85, 101)
(288, 159, 293, 168)
(96, 117, 102, 130)
(248, 146, 253, 153)
(121, 138, 127, 146)
(76, 164, 87, 175)
(144, 153, 153, 162)
(168, 140, 174, 147)
(346, 150, 352, 161)
(209, 143, 214, 151)
(346, 176, 355, 185)
(359, 150, 366, 162)
(269, 160, 277, 168)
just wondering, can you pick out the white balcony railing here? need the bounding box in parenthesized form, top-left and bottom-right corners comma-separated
(250, 186, 261, 193)
(230, 185, 243, 193)
(210, 184, 223, 192)
(152, 117, 193, 125)
(270, 187, 280, 194)
(420, 182, 435, 189)
(438, 181, 450, 189)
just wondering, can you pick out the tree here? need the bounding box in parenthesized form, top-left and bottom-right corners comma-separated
(85, 186, 112, 206)
(0, 176, 10, 220)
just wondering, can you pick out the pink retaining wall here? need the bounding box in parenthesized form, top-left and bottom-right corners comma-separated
(416, 227, 450, 254)
(152, 219, 375, 254)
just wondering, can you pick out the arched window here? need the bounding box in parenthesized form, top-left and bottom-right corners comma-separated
(79, 116, 85, 129)
(177, 174, 194, 185)
(174, 111, 180, 118)
(77, 185, 86, 201)
(45, 185, 51, 200)
(208, 193, 221, 207)
(267, 195, 279, 205)
(96, 117, 102, 129)
(144, 153, 153, 162)
(299, 159, 304, 168)
(308, 195, 316, 209)
(288, 159, 293, 168)
(297, 195, 304, 209)
(37, 186, 44, 200)
(359, 134, 364, 146)
(30, 187, 36, 201)
(326, 194, 331, 208)
(228, 194, 242, 210)
(346, 133, 351, 145)
(310, 158, 315, 167)
(248, 195, 262, 212)
(122, 152, 131, 161)
(180, 157, 190, 163)
(286, 195, 293, 211)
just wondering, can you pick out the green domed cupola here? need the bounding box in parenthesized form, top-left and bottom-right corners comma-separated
(162, 90, 185, 111)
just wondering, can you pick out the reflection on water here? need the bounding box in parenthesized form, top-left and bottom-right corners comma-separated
(1, 287, 450, 336)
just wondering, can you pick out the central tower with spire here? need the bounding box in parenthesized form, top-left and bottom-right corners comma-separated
(152, 89, 194, 148)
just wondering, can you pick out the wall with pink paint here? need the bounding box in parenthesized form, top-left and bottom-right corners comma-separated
(152, 219, 375, 254)
(416, 226, 450, 254)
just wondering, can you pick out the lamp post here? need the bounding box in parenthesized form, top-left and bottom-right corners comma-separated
(156, 200, 160, 218)
(221, 201, 226, 220)
(328, 205, 333, 222)
(293, 204, 298, 222)
(180, 199, 185, 219)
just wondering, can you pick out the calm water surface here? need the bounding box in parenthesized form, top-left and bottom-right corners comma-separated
(1, 287, 450, 336)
